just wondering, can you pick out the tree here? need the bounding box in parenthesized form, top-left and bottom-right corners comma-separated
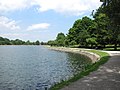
(78, 30, 90, 46)
(0, 37, 11, 45)
(86, 37, 97, 48)
(25, 40, 31, 45)
(35, 40, 40, 45)
(11, 39, 25, 45)
(67, 16, 93, 45)
(56, 33, 66, 46)
(69, 40, 77, 46)
(64, 38, 70, 46)
(100, 0, 120, 50)
(94, 13, 110, 47)
(0, 36, 37, 45)
(67, 28, 78, 44)
(101, 0, 120, 25)
(41, 42, 47, 45)
(47, 40, 57, 46)
(56, 33, 65, 41)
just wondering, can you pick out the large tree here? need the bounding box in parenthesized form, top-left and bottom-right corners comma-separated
(94, 13, 110, 47)
(67, 16, 93, 45)
(100, 0, 120, 50)
(56, 32, 66, 46)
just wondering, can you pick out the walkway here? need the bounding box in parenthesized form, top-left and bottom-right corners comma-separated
(61, 51, 120, 90)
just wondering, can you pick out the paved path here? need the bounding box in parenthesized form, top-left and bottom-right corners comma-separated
(61, 51, 120, 90)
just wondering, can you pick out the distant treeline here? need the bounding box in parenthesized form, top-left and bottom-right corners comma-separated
(47, 0, 120, 50)
(0, 36, 40, 45)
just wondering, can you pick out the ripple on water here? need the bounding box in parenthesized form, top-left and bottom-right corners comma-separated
(0, 46, 91, 89)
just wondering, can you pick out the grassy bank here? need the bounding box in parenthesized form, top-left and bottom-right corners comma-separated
(50, 50, 110, 90)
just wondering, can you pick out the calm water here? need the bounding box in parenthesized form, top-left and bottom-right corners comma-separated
(0, 46, 91, 90)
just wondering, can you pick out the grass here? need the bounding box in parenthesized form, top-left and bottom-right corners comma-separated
(50, 50, 110, 90)
(103, 47, 120, 51)
(88, 50, 109, 58)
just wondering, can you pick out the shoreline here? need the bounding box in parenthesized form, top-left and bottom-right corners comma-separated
(45, 46, 110, 90)
(46, 46, 100, 63)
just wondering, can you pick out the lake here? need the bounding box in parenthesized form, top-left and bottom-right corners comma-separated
(0, 46, 91, 90)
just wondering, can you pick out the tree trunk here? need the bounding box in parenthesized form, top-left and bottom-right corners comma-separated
(114, 42, 117, 51)
(91, 44, 93, 48)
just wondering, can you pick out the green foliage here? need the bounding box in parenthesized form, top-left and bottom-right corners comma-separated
(67, 16, 93, 45)
(48, 12, 119, 50)
(56, 32, 66, 46)
(100, 0, 120, 50)
(94, 13, 110, 46)
(47, 40, 57, 46)
(35, 40, 40, 45)
(48, 33, 66, 46)
(48, 1, 119, 50)
(25, 40, 32, 45)
(86, 37, 97, 47)
(41, 41, 47, 45)
(78, 30, 90, 46)
(11, 39, 25, 45)
(69, 40, 77, 45)
(0, 37, 11, 45)
(101, 0, 120, 25)
(0, 36, 40, 45)
(64, 38, 69, 46)
(56, 33, 65, 41)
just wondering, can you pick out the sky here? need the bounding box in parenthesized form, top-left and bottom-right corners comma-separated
(0, 0, 102, 42)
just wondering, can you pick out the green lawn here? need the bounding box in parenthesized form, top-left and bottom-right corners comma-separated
(103, 47, 120, 51)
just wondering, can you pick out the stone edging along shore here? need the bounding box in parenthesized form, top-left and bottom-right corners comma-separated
(46, 46, 100, 63)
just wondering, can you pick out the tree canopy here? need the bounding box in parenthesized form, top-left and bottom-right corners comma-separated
(100, 0, 120, 50)
(48, 33, 66, 46)
(48, 1, 120, 50)
(0, 36, 40, 45)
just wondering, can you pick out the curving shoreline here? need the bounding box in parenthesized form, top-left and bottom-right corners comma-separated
(44, 46, 110, 90)
(46, 46, 100, 63)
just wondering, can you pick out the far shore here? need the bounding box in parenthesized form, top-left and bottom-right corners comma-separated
(45, 46, 100, 63)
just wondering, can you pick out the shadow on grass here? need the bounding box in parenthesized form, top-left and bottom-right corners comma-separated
(50, 55, 110, 90)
